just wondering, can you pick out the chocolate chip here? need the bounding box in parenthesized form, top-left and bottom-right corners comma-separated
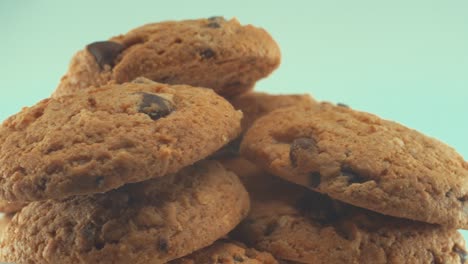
(308, 172, 321, 188)
(206, 22, 221, 28)
(158, 237, 170, 252)
(200, 48, 216, 59)
(95, 176, 104, 188)
(453, 245, 467, 263)
(87, 97, 97, 107)
(208, 16, 225, 21)
(81, 223, 96, 241)
(342, 168, 368, 184)
(264, 221, 278, 236)
(209, 136, 242, 159)
(337, 103, 349, 108)
(233, 255, 245, 262)
(296, 192, 343, 223)
(86, 41, 124, 69)
(289, 137, 317, 167)
(138, 92, 174, 120)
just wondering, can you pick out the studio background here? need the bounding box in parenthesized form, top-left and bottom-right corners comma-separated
(1, 0, 467, 240)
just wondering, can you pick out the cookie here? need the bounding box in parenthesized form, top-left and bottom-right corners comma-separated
(0, 161, 250, 264)
(229, 163, 467, 264)
(211, 92, 316, 159)
(240, 103, 468, 228)
(53, 17, 281, 98)
(169, 240, 278, 264)
(0, 79, 242, 202)
(230, 92, 316, 130)
(0, 200, 25, 214)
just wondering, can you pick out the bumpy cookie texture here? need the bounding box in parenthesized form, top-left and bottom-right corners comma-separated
(0, 79, 242, 202)
(211, 92, 315, 159)
(169, 240, 278, 264)
(0, 161, 250, 264)
(54, 17, 281, 98)
(240, 103, 468, 228)
(0, 200, 25, 214)
(229, 165, 467, 264)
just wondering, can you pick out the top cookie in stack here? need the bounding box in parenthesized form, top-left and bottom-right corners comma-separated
(53, 17, 281, 98)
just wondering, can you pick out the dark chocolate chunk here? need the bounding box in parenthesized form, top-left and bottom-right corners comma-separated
(208, 16, 225, 21)
(289, 137, 317, 167)
(296, 192, 344, 223)
(308, 172, 321, 188)
(206, 22, 221, 28)
(342, 168, 368, 184)
(337, 103, 349, 108)
(158, 237, 170, 252)
(209, 136, 242, 159)
(233, 254, 245, 262)
(86, 41, 124, 69)
(95, 176, 104, 188)
(137, 92, 175, 120)
(200, 48, 216, 59)
(263, 221, 278, 236)
(453, 245, 467, 264)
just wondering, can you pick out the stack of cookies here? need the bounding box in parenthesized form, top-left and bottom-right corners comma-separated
(0, 17, 466, 264)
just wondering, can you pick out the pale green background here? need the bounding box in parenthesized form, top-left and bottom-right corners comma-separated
(1, 0, 467, 240)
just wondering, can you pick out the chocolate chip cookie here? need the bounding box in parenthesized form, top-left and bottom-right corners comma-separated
(229, 163, 467, 264)
(0, 79, 242, 202)
(0, 161, 250, 264)
(53, 17, 281, 98)
(240, 103, 468, 228)
(169, 240, 278, 264)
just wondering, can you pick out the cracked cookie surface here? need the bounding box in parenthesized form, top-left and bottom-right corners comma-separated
(240, 103, 468, 228)
(0, 79, 242, 202)
(0, 161, 250, 264)
(227, 160, 467, 264)
(54, 17, 281, 98)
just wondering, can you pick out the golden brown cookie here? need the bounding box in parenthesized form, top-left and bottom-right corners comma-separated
(53, 17, 281, 98)
(0, 79, 242, 202)
(169, 240, 278, 264)
(228, 161, 467, 264)
(0, 161, 250, 264)
(240, 103, 468, 228)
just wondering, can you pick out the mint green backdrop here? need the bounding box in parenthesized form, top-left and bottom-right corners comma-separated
(1, 0, 467, 241)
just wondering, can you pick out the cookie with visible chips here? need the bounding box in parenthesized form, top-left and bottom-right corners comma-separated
(227, 159, 467, 264)
(0, 79, 242, 202)
(53, 17, 281, 98)
(0, 161, 250, 264)
(240, 103, 468, 228)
